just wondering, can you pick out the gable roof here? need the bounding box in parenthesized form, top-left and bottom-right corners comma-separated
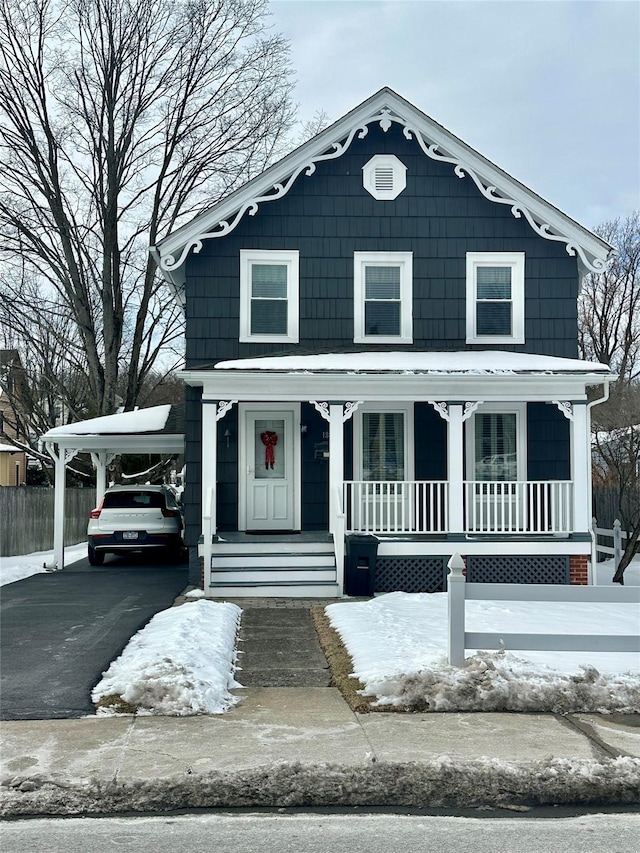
(152, 87, 614, 301)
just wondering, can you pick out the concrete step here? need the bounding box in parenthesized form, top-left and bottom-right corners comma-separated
(212, 540, 334, 555)
(211, 567, 337, 584)
(213, 554, 335, 569)
(208, 582, 340, 598)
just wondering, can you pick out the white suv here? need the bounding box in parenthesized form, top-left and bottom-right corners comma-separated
(87, 485, 184, 565)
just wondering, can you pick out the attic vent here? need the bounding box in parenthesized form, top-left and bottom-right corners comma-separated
(363, 154, 407, 200)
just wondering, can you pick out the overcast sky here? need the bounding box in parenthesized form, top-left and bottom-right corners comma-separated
(270, 0, 639, 230)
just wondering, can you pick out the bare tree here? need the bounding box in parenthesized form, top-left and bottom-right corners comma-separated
(0, 0, 295, 421)
(579, 212, 640, 582)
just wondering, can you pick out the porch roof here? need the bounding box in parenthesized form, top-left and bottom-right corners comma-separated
(39, 404, 185, 453)
(213, 351, 612, 375)
(181, 351, 615, 403)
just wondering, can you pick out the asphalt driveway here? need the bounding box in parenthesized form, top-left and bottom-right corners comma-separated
(0, 554, 188, 720)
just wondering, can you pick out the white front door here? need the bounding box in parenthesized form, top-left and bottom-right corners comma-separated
(240, 406, 300, 531)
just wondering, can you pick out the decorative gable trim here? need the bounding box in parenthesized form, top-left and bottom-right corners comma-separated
(154, 88, 613, 285)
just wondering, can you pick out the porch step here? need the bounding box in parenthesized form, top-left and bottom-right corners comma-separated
(208, 581, 340, 599)
(208, 538, 338, 598)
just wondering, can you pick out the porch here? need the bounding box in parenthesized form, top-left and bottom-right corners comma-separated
(184, 351, 613, 597)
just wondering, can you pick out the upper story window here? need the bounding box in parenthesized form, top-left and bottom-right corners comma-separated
(362, 154, 407, 200)
(239, 249, 299, 343)
(354, 251, 413, 344)
(466, 252, 525, 344)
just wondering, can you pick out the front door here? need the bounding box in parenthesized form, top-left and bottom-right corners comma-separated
(240, 406, 299, 531)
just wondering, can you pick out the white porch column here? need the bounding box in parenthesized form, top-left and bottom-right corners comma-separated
(328, 404, 344, 535)
(202, 401, 218, 539)
(448, 404, 465, 535)
(571, 401, 590, 533)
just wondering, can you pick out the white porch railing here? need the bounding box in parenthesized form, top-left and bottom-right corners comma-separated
(344, 480, 573, 535)
(345, 481, 448, 534)
(464, 480, 573, 534)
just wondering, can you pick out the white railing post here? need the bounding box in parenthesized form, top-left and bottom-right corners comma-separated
(447, 552, 467, 666)
(333, 485, 346, 594)
(328, 403, 344, 539)
(202, 486, 214, 591)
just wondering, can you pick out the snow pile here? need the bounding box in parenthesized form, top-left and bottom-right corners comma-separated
(0, 543, 87, 586)
(326, 587, 640, 713)
(92, 600, 243, 716)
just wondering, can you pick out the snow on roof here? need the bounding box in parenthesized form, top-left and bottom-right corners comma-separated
(0, 442, 21, 452)
(41, 405, 172, 438)
(214, 351, 612, 375)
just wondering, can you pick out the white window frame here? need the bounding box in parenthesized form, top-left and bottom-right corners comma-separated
(466, 252, 525, 344)
(239, 249, 299, 343)
(362, 154, 407, 200)
(465, 403, 527, 482)
(354, 251, 413, 344)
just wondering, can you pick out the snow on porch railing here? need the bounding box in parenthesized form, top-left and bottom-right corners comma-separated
(345, 480, 448, 534)
(446, 553, 640, 666)
(464, 480, 573, 534)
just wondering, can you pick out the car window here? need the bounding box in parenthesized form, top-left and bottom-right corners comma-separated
(103, 491, 165, 509)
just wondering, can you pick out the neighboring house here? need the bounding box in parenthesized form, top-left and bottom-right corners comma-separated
(0, 350, 28, 487)
(153, 88, 615, 597)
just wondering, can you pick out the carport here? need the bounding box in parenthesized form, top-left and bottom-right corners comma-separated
(40, 405, 184, 570)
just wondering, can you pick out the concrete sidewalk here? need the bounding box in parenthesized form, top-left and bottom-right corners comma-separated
(2, 688, 639, 815)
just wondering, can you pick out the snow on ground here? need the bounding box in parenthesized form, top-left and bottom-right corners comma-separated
(92, 600, 242, 716)
(2, 543, 639, 715)
(0, 543, 87, 586)
(326, 559, 640, 714)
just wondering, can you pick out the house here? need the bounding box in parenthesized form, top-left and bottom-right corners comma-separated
(152, 87, 615, 597)
(0, 350, 28, 487)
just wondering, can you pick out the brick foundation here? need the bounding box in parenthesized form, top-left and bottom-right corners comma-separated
(569, 554, 589, 585)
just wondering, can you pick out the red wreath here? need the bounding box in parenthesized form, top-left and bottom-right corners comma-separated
(260, 430, 278, 469)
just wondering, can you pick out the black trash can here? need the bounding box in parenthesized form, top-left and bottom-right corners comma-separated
(345, 533, 379, 596)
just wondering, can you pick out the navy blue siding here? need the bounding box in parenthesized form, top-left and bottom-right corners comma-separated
(527, 403, 571, 480)
(415, 403, 447, 480)
(185, 122, 580, 370)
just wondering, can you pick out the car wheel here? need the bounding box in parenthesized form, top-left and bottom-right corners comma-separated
(88, 544, 105, 566)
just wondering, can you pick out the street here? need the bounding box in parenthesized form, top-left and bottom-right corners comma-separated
(2, 811, 639, 852)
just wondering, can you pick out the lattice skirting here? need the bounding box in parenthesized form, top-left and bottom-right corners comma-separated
(374, 555, 570, 591)
(375, 557, 448, 593)
(466, 555, 569, 584)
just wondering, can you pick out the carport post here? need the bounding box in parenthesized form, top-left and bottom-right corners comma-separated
(44, 442, 72, 571)
(90, 451, 115, 505)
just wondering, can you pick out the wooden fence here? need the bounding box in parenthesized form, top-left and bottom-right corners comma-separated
(446, 553, 640, 666)
(0, 487, 96, 557)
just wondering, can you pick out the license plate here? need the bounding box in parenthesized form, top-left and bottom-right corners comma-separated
(122, 531, 139, 540)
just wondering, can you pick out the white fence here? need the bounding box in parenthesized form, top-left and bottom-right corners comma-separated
(592, 518, 628, 573)
(446, 553, 640, 666)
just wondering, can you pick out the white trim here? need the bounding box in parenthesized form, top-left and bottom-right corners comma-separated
(155, 89, 613, 281)
(376, 540, 591, 557)
(353, 251, 413, 344)
(362, 154, 407, 200)
(238, 403, 301, 531)
(239, 250, 299, 343)
(466, 252, 525, 344)
(466, 402, 527, 482)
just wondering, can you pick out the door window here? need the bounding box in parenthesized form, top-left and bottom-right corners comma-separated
(254, 418, 285, 479)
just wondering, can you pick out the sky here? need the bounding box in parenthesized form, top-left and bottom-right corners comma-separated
(270, 0, 640, 230)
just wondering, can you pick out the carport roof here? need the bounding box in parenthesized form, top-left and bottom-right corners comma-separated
(40, 404, 185, 453)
